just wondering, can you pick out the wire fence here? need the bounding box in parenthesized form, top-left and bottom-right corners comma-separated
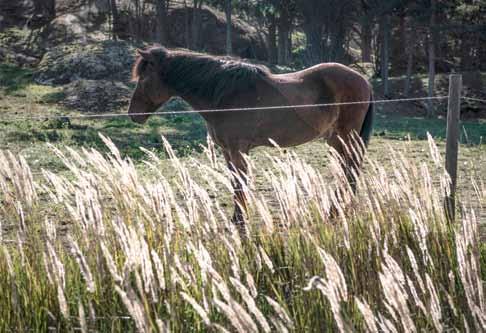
(0, 95, 453, 123)
(0, 93, 483, 176)
(462, 96, 486, 104)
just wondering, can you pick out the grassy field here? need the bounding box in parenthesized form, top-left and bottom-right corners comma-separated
(0, 63, 485, 331)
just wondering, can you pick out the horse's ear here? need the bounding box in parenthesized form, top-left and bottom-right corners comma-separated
(137, 49, 153, 62)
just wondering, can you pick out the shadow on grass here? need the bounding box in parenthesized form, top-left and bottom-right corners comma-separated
(0, 63, 34, 94)
(72, 115, 206, 160)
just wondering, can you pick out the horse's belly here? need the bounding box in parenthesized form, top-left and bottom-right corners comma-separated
(294, 106, 340, 137)
(253, 110, 334, 148)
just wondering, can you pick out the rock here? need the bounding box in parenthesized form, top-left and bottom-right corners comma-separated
(61, 79, 131, 113)
(34, 40, 137, 85)
(41, 14, 87, 47)
(0, 29, 42, 66)
(167, 6, 267, 60)
(13, 52, 38, 66)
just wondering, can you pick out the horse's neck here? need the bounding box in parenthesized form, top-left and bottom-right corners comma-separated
(172, 73, 297, 115)
(174, 93, 215, 120)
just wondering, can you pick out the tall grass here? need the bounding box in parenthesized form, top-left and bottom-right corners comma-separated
(0, 134, 484, 332)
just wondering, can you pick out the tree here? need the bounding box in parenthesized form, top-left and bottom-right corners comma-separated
(31, 0, 56, 24)
(251, 1, 278, 63)
(297, 0, 357, 65)
(297, 0, 325, 65)
(427, 0, 436, 117)
(359, 0, 374, 63)
(277, 0, 295, 65)
(155, 0, 168, 45)
(109, 0, 120, 40)
(191, 0, 204, 50)
(225, 0, 232, 55)
(403, 16, 416, 97)
(380, 13, 391, 97)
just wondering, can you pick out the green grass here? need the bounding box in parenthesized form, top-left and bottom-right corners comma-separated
(0, 63, 207, 170)
(374, 113, 486, 144)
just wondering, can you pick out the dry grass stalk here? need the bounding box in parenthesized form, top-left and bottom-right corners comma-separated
(0, 135, 484, 332)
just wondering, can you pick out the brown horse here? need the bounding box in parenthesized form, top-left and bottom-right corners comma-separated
(129, 46, 374, 225)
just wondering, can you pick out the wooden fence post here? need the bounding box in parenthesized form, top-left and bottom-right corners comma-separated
(445, 74, 462, 221)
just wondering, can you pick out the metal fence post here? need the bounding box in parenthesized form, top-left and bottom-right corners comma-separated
(445, 74, 462, 221)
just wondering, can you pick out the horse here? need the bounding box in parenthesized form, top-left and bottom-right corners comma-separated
(128, 46, 374, 225)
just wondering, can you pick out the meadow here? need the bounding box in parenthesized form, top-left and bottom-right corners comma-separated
(0, 63, 485, 332)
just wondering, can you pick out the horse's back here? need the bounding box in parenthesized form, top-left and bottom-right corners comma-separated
(297, 62, 371, 98)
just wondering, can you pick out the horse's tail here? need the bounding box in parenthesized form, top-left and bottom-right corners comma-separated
(359, 91, 375, 147)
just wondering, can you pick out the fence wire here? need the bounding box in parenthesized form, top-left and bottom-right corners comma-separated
(463, 96, 486, 104)
(0, 95, 450, 123)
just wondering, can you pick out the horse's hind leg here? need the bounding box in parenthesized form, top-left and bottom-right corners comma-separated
(327, 130, 366, 193)
(222, 148, 249, 229)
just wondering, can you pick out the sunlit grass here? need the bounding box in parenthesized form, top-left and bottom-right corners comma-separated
(0, 134, 484, 332)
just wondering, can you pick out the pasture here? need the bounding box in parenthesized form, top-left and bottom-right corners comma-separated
(0, 63, 485, 331)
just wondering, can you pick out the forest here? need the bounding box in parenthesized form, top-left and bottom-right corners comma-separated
(12, 1, 485, 67)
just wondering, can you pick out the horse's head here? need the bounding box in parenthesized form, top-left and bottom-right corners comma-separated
(128, 47, 171, 124)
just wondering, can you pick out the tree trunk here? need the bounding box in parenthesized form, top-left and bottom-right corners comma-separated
(427, 0, 436, 117)
(397, 14, 406, 75)
(33, 0, 56, 21)
(191, 0, 203, 50)
(277, 1, 292, 65)
(381, 14, 390, 97)
(267, 13, 277, 63)
(277, 18, 291, 65)
(404, 22, 415, 97)
(361, 16, 372, 62)
(155, 0, 168, 45)
(109, 0, 119, 40)
(330, 24, 346, 62)
(35, 0, 55, 17)
(184, 0, 190, 48)
(134, 0, 141, 41)
(225, 0, 232, 55)
(303, 22, 322, 65)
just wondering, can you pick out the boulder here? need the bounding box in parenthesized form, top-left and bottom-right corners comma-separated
(167, 6, 267, 60)
(0, 28, 43, 66)
(40, 14, 87, 47)
(34, 40, 137, 85)
(61, 79, 131, 113)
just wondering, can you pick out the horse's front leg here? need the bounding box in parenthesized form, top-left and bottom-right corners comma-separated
(223, 149, 249, 228)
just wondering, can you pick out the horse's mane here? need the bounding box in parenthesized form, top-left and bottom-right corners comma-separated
(132, 47, 271, 106)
